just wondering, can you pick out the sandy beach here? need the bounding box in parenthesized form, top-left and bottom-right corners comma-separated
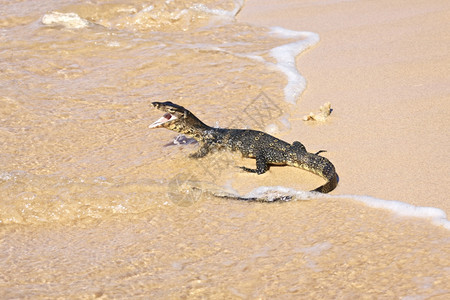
(238, 0, 450, 214)
(1, 0, 449, 298)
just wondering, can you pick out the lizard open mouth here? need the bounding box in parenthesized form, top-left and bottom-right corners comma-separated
(149, 112, 178, 129)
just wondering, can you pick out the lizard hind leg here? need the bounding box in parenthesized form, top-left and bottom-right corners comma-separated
(292, 141, 307, 153)
(239, 155, 269, 175)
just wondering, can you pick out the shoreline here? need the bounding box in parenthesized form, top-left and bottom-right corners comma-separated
(237, 0, 450, 214)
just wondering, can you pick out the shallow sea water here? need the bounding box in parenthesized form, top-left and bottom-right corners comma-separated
(1, 0, 449, 298)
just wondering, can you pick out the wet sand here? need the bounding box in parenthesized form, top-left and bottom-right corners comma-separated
(1, 199, 449, 299)
(238, 0, 450, 214)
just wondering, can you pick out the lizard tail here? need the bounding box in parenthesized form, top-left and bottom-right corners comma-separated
(294, 152, 338, 193)
(312, 171, 338, 193)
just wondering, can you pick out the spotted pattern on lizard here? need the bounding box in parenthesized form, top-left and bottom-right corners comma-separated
(149, 101, 338, 193)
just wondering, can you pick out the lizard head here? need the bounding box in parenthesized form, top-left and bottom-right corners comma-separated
(149, 101, 209, 136)
(149, 101, 187, 129)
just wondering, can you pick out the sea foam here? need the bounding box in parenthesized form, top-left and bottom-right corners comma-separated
(191, 0, 244, 18)
(338, 194, 450, 230)
(233, 185, 450, 230)
(268, 27, 320, 104)
(232, 26, 319, 104)
(41, 12, 90, 29)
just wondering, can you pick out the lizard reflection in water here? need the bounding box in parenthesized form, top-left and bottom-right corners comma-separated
(149, 101, 338, 194)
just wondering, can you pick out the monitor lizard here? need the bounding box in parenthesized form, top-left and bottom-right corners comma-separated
(149, 101, 338, 194)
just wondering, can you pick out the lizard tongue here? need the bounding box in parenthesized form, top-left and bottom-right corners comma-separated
(149, 113, 176, 128)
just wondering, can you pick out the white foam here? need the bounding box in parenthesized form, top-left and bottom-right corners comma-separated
(279, 114, 291, 129)
(264, 123, 279, 135)
(227, 185, 450, 229)
(230, 27, 319, 104)
(191, 0, 244, 18)
(268, 27, 320, 104)
(142, 5, 155, 13)
(41, 12, 90, 29)
(335, 194, 450, 230)
(297, 242, 332, 256)
(244, 186, 314, 201)
(0, 172, 13, 181)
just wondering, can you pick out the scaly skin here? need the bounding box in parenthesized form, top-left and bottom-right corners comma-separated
(149, 101, 338, 193)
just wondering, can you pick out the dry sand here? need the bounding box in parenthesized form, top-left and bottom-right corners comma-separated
(238, 0, 450, 214)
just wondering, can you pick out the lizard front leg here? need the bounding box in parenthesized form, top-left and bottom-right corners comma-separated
(189, 143, 211, 158)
